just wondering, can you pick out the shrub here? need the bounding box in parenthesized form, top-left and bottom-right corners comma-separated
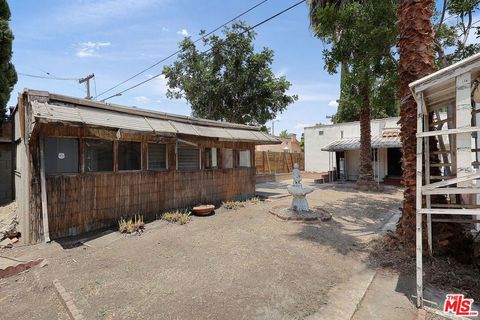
(161, 210, 191, 225)
(118, 215, 145, 234)
(222, 200, 246, 210)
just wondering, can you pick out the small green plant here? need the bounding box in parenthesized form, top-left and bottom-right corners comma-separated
(222, 200, 246, 210)
(249, 197, 261, 205)
(161, 210, 191, 225)
(178, 212, 191, 225)
(118, 215, 144, 234)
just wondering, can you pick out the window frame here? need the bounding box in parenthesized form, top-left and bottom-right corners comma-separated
(204, 147, 219, 170)
(44, 137, 80, 175)
(147, 143, 168, 171)
(83, 138, 115, 174)
(239, 149, 252, 168)
(176, 142, 201, 171)
(118, 141, 142, 172)
(222, 148, 234, 169)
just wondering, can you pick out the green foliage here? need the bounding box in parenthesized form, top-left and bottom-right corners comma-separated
(279, 130, 289, 138)
(434, 0, 480, 67)
(162, 22, 297, 126)
(0, 0, 17, 120)
(312, 0, 398, 124)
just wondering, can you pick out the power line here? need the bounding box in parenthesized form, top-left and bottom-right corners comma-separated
(95, 0, 270, 99)
(18, 72, 80, 81)
(101, 0, 306, 102)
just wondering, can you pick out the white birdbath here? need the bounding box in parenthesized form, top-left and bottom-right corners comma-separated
(287, 163, 314, 211)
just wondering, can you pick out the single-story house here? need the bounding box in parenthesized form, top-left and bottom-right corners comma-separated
(304, 117, 403, 183)
(13, 89, 279, 243)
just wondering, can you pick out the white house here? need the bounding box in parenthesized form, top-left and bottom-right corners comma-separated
(304, 117, 402, 183)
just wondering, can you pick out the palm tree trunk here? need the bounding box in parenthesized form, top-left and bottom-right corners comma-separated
(356, 80, 378, 191)
(396, 0, 436, 246)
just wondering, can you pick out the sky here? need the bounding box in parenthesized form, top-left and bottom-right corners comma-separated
(7, 1, 477, 137)
(7, 0, 341, 137)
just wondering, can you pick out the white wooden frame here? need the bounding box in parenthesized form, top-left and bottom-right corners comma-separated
(414, 69, 479, 309)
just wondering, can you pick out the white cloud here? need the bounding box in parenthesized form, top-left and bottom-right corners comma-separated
(328, 100, 339, 108)
(177, 29, 190, 37)
(135, 96, 150, 104)
(76, 41, 111, 57)
(162, 27, 169, 32)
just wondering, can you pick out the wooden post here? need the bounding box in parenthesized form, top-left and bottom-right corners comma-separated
(424, 103, 432, 256)
(39, 135, 51, 243)
(456, 73, 472, 188)
(416, 94, 424, 308)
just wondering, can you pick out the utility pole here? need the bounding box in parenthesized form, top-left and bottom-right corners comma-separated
(79, 74, 95, 99)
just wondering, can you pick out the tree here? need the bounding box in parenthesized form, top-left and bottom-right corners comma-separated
(434, 0, 480, 67)
(162, 22, 297, 128)
(279, 130, 289, 138)
(0, 0, 17, 120)
(311, 0, 396, 190)
(396, 0, 437, 246)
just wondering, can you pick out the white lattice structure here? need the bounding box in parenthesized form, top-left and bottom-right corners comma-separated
(410, 52, 480, 309)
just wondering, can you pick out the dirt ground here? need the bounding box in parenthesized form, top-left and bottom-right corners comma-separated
(1, 183, 405, 319)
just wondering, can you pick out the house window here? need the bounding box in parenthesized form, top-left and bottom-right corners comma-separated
(239, 150, 251, 168)
(45, 137, 79, 174)
(85, 139, 113, 172)
(177, 144, 200, 171)
(119, 141, 141, 171)
(205, 147, 218, 169)
(148, 143, 167, 170)
(319, 131, 324, 136)
(223, 148, 234, 169)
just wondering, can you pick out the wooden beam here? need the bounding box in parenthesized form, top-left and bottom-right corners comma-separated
(432, 218, 480, 223)
(39, 135, 51, 243)
(418, 208, 480, 215)
(424, 114, 432, 256)
(415, 93, 424, 308)
(423, 187, 480, 195)
(422, 172, 480, 191)
(431, 203, 480, 209)
(416, 126, 480, 138)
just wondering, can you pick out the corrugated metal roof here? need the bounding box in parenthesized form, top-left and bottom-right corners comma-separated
(31, 101, 279, 144)
(321, 136, 401, 152)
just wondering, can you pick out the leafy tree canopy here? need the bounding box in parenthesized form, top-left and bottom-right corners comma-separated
(279, 130, 289, 138)
(434, 0, 480, 67)
(162, 22, 298, 128)
(0, 0, 17, 119)
(312, 0, 398, 124)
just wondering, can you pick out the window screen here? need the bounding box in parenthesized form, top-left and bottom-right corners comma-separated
(119, 141, 141, 171)
(45, 137, 79, 174)
(85, 139, 113, 172)
(177, 144, 200, 171)
(239, 150, 251, 168)
(205, 148, 218, 169)
(223, 148, 233, 169)
(148, 143, 167, 170)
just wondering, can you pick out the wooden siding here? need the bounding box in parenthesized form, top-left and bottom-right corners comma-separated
(26, 123, 256, 241)
(45, 168, 255, 239)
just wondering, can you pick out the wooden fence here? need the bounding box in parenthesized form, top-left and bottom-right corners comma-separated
(255, 151, 304, 174)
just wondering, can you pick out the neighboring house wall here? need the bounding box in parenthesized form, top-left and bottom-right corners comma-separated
(256, 134, 302, 153)
(304, 117, 400, 173)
